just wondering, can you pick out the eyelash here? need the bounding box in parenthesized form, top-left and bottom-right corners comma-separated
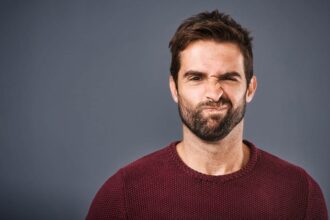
(224, 77, 237, 81)
(190, 76, 202, 81)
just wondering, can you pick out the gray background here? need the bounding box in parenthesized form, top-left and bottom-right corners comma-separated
(1, 0, 329, 219)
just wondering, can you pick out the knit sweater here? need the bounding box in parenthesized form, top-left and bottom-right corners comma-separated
(86, 140, 328, 219)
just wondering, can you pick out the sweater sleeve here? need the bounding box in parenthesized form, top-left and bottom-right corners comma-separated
(86, 169, 127, 220)
(304, 173, 328, 220)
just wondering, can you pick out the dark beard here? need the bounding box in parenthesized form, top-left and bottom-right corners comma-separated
(178, 96, 246, 142)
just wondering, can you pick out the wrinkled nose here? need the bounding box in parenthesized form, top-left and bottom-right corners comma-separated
(205, 81, 223, 102)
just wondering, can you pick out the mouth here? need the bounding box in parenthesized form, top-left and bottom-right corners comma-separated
(203, 106, 228, 112)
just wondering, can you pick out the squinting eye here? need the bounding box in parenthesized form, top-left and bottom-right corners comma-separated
(223, 77, 237, 81)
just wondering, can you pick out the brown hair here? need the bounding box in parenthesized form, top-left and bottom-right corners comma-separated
(169, 10, 253, 87)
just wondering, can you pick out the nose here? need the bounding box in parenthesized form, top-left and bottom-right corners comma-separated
(205, 80, 223, 102)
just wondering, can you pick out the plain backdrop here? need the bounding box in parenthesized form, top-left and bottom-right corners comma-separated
(1, 0, 329, 219)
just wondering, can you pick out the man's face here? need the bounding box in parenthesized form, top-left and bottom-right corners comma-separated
(169, 40, 256, 142)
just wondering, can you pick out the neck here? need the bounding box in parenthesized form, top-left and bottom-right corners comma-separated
(176, 120, 250, 176)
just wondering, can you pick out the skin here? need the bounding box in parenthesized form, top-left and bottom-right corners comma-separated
(169, 40, 257, 176)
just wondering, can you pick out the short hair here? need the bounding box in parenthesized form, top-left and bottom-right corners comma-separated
(169, 10, 253, 87)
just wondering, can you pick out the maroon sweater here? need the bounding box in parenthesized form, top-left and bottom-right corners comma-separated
(86, 140, 328, 219)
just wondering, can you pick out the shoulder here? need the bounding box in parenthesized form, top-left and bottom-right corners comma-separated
(86, 141, 178, 219)
(99, 141, 177, 188)
(122, 141, 176, 171)
(257, 149, 328, 219)
(254, 144, 325, 197)
(111, 141, 178, 183)
(257, 146, 309, 178)
(250, 141, 328, 218)
(248, 141, 318, 189)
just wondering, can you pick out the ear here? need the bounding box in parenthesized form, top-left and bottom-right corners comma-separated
(169, 75, 178, 103)
(246, 75, 257, 103)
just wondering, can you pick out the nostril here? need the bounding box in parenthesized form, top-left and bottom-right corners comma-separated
(205, 85, 223, 102)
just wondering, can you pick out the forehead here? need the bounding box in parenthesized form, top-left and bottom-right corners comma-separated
(179, 40, 244, 77)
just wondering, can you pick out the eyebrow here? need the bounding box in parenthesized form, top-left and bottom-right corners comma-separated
(183, 70, 205, 79)
(219, 71, 242, 79)
(183, 70, 242, 79)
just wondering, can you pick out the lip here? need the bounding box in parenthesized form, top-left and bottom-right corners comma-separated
(203, 106, 228, 111)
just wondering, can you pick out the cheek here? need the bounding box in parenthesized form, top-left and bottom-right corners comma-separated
(180, 86, 204, 105)
(223, 86, 246, 105)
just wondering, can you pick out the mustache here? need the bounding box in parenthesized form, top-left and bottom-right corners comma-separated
(198, 98, 232, 109)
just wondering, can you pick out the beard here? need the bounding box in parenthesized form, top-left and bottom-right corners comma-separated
(177, 94, 246, 142)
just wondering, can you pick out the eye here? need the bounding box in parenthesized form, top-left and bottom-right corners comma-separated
(222, 76, 238, 81)
(189, 76, 202, 81)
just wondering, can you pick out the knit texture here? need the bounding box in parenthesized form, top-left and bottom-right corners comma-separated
(86, 140, 328, 219)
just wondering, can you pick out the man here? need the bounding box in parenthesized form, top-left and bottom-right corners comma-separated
(86, 10, 328, 219)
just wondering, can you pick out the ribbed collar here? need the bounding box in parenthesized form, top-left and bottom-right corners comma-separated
(169, 139, 260, 183)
